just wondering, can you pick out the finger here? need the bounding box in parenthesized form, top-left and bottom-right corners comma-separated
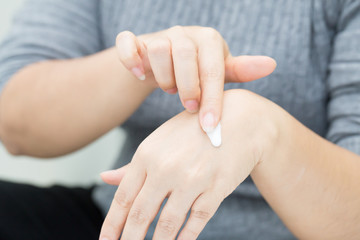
(120, 178, 168, 240)
(168, 26, 200, 113)
(99, 165, 146, 240)
(116, 31, 146, 80)
(225, 55, 277, 83)
(147, 37, 177, 93)
(153, 188, 201, 239)
(177, 190, 222, 240)
(197, 29, 225, 133)
(100, 164, 130, 186)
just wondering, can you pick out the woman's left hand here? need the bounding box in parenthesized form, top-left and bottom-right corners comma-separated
(99, 90, 279, 240)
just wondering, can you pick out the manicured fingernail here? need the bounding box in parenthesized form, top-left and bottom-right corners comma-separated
(100, 170, 115, 176)
(165, 87, 178, 94)
(184, 100, 199, 113)
(131, 67, 145, 80)
(202, 112, 216, 132)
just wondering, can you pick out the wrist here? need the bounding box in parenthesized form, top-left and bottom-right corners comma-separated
(222, 89, 281, 167)
(244, 92, 292, 178)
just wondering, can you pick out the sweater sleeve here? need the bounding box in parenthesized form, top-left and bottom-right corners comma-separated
(0, 0, 103, 94)
(326, 0, 360, 155)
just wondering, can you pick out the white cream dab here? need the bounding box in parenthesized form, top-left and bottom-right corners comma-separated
(206, 122, 222, 147)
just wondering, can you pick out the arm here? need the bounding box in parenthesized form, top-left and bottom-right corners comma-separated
(252, 1, 360, 238)
(252, 104, 360, 239)
(0, 48, 155, 157)
(0, 0, 156, 157)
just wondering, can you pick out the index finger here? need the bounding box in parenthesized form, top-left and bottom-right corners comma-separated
(196, 28, 225, 133)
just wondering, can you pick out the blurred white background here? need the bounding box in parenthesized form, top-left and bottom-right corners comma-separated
(0, 0, 124, 187)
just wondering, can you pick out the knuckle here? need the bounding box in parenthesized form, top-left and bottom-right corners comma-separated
(172, 41, 196, 59)
(119, 52, 137, 64)
(102, 218, 118, 236)
(170, 25, 184, 33)
(184, 167, 207, 183)
(116, 31, 132, 42)
(180, 86, 200, 98)
(114, 189, 132, 209)
(215, 187, 230, 202)
(156, 161, 174, 176)
(129, 208, 148, 225)
(191, 208, 211, 220)
(158, 218, 176, 235)
(116, 32, 138, 64)
(200, 27, 221, 39)
(204, 96, 221, 108)
(135, 142, 152, 160)
(201, 67, 222, 80)
(147, 38, 171, 55)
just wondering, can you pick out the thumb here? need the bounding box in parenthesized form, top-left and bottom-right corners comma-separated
(100, 164, 130, 186)
(225, 56, 277, 83)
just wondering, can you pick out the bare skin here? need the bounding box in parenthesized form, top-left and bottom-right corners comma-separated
(101, 90, 360, 240)
(1, 24, 358, 240)
(0, 48, 153, 157)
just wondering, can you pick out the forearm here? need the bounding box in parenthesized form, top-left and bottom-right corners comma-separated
(0, 47, 155, 157)
(251, 101, 360, 239)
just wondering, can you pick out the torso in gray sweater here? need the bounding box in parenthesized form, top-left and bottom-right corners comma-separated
(1, 0, 360, 239)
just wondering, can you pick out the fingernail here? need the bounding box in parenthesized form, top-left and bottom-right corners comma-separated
(131, 67, 145, 80)
(165, 87, 178, 94)
(100, 170, 115, 176)
(184, 100, 199, 113)
(202, 112, 216, 132)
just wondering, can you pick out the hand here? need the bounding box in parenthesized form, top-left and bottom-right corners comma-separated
(99, 89, 279, 240)
(116, 26, 277, 132)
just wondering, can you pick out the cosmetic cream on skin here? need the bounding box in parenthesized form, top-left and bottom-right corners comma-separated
(206, 122, 222, 147)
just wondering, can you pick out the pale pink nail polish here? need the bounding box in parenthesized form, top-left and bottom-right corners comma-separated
(184, 100, 199, 113)
(165, 87, 178, 94)
(131, 67, 145, 80)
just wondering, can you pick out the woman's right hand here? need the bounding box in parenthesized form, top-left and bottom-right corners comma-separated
(116, 26, 276, 133)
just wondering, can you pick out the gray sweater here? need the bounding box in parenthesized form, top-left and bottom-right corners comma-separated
(1, 0, 360, 239)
